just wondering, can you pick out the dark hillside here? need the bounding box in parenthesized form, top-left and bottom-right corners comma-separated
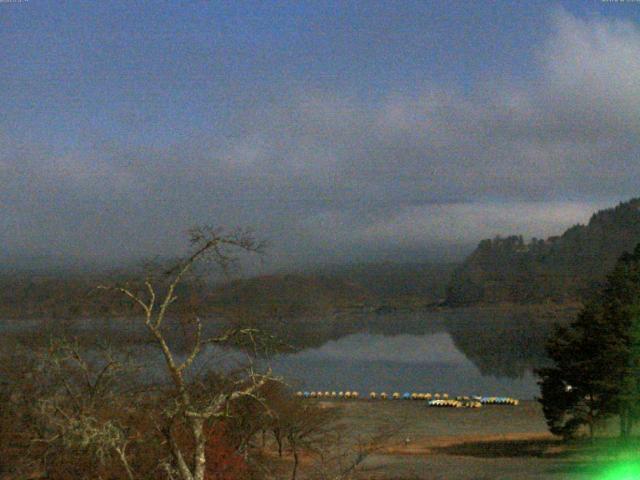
(313, 262, 457, 305)
(446, 198, 640, 306)
(0, 262, 456, 320)
(206, 273, 371, 319)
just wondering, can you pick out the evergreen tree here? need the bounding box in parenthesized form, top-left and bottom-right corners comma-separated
(537, 244, 640, 439)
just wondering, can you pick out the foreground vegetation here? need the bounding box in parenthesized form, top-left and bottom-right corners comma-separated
(0, 337, 401, 480)
(0, 227, 397, 480)
(539, 242, 640, 441)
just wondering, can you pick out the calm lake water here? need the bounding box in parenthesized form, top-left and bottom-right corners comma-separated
(0, 307, 574, 399)
(264, 308, 562, 399)
(270, 331, 540, 399)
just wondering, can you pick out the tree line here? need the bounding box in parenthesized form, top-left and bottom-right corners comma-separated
(446, 198, 640, 306)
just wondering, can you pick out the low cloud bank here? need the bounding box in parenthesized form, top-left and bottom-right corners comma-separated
(1, 10, 636, 269)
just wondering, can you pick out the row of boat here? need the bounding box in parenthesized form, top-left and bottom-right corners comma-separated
(429, 399, 482, 408)
(296, 391, 362, 399)
(294, 391, 519, 406)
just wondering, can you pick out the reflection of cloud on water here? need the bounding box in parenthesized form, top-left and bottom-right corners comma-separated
(0, 318, 542, 397)
(287, 333, 470, 365)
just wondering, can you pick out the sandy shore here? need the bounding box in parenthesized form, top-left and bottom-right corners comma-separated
(296, 400, 628, 479)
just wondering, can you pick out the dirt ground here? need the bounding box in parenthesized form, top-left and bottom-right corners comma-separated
(310, 400, 635, 480)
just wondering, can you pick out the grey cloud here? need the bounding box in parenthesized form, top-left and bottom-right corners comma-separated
(2, 11, 639, 269)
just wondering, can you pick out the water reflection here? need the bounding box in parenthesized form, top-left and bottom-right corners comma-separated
(0, 306, 576, 398)
(264, 307, 576, 398)
(296, 332, 467, 364)
(270, 339, 541, 399)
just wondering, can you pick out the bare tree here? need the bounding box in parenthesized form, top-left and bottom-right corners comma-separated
(284, 403, 337, 480)
(98, 226, 276, 480)
(308, 415, 407, 480)
(23, 337, 144, 480)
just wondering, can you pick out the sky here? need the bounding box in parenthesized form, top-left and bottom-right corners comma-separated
(2, 0, 640, 270)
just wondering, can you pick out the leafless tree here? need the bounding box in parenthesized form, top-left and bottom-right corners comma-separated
(285, 403, 337, 480)
(10, 336, 144, 480)
(96, 226, 278, 480)
(308, 414, 407, 480)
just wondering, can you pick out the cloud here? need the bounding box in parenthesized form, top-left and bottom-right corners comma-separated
(348, 201, 605, 247)
(1, 10, 639, 268)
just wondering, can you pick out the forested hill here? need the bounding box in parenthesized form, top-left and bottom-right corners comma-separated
(445, 198, 640, 306)
(0, 262, 457, 320)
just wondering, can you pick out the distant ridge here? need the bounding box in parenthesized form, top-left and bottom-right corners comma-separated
(208, 262, 458, 318)
(445, 198, 640, 306)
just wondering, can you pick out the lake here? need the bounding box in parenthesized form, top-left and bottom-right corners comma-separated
(270, 331, 540, 399)
(0, 306, 575, 399)
(261, 306, 575, 399)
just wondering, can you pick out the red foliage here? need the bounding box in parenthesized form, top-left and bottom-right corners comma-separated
(204, 423, 248, 480)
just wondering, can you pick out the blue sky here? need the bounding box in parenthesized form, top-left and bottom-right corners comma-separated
(5, 0, 637, 151)
(2, 1, 640, 267)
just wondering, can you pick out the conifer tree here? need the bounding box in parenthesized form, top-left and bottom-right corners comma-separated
(538, 244, 640, 439)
